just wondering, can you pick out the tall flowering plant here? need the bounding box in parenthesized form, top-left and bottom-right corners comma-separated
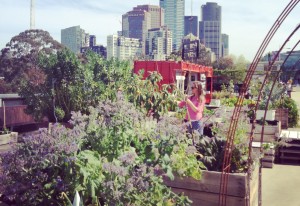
(0, 94, 202, 205)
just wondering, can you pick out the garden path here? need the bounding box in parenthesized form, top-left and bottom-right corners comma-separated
(262, 85, 300, 206)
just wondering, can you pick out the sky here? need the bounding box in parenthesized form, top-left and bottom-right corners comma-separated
(1, 0, 300, 61)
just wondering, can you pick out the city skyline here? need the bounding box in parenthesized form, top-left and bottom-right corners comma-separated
(1, 0, 300, 61)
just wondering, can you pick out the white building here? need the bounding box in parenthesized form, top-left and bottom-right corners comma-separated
(107, 35, 142, 60)
(61, 26, 89, 54)
(146, 26, 172, 60)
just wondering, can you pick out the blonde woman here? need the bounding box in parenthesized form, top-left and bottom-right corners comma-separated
(178, 81, 206, 135)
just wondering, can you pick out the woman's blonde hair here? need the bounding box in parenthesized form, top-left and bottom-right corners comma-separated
(192, 81, 205, 102)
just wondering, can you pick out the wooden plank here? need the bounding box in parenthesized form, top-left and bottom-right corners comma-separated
(279, 130, 300, 143)
(251, 134, 276, 142)
(262, 161, 274, 168)
(283, 143, 300, 148)
(262, 156, 275, 162)
(164, 170, 247, 197)
(171, 188, 246, 206)
(289, 131, 298, 139)
(280, 130, 290, 138)
(248, 125, 279, 135)
(164, 164, 259, 206)
(0, 144, 14, 154)
(280, 149, 300, 154)
(0, 132, 18, 145)
(275, 109, 288, 129)
(0, 105, 36, 127)
(251, 142, 275, 155)
(280, 156, 300, 160)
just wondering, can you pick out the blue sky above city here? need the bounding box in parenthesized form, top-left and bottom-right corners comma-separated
(1, 0, 300, 61)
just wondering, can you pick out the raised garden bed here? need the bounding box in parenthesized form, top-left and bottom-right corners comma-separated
(164, 164, 258, 206)
(0, 132, 18, 145)
(247, 122, 281, 143)
(256, 110, 276, 121)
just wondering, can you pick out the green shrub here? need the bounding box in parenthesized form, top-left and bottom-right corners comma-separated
(275, 96, 299, 127)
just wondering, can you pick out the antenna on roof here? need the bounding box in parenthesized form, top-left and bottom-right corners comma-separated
(30, 0, 35, 29)
(189, 0, 193, 34)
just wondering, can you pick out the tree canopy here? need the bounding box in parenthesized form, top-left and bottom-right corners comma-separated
(0, 29, 64, 92)
(19, 49, 132, 122)
(213, 55, 249, 84)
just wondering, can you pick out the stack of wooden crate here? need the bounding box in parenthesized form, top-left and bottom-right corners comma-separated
(252, 142, 275, 168)
(278, 130, 300, 164)
(248, 121, 281, 168)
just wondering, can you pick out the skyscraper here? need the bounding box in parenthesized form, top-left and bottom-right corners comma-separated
(122, 5, 164, 54)
(107, 35, 142, 60)
(61, 26, 89, 54)
(199, 2, 222, 59)
(160, 0, 185, 51)
(184, 16, 198, 37)
(80, 35, 107, 58)
(133, 5, 165, 29)
(221, 33, 229, 57)
(146, 26, 172, 60)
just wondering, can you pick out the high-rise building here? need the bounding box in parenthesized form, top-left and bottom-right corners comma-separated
(61, 26, 89, 53)
(89, 35, 96, 47)
(160, 0, 185, 51)
(81, 35, 107, 58)
(221, 34, 229, 57)
(184, 16, 198, 37)
(181, 33, 214, 65)
(133, 5, 164, 29)
(122, 8, 151, 54)
(182, 33, 199, 63)
(146, 26, 172, 60)
(199, 2, 222, 59)
(80, 46, 107, 58)
(107, 35, 142, 60)
(122, 5, 164, 54)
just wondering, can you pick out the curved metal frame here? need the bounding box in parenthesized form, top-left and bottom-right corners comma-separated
(254, 25, 300, 206)
(218, 1, 300, 206)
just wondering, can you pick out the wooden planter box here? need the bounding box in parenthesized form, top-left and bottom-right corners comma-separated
(256, 110, 276, 121)
(164, 164, 258, 206)
(252, 142, 275, 168)
(247, 123, 280, 143)
(0, 132, 18, 145)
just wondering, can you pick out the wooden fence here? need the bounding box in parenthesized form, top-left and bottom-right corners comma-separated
(0, 105, 36, 128)
(275, 108, 289, 129)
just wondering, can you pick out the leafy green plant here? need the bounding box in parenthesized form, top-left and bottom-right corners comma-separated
(19, 50, 133, 123)
(124, 71, 179, 120)
(221, 96, 254, 107)
(257, 81, 285, 110)
(196, 110, 250, 173)
(1, 96, 201, 205)
(274, 96, 299, 127)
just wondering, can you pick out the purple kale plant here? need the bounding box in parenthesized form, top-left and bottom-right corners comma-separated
(0, 96, 201, 205)
(0, 124, 83, 205)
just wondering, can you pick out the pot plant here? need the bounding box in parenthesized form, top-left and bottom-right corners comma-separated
(250, 81, 286, 121)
